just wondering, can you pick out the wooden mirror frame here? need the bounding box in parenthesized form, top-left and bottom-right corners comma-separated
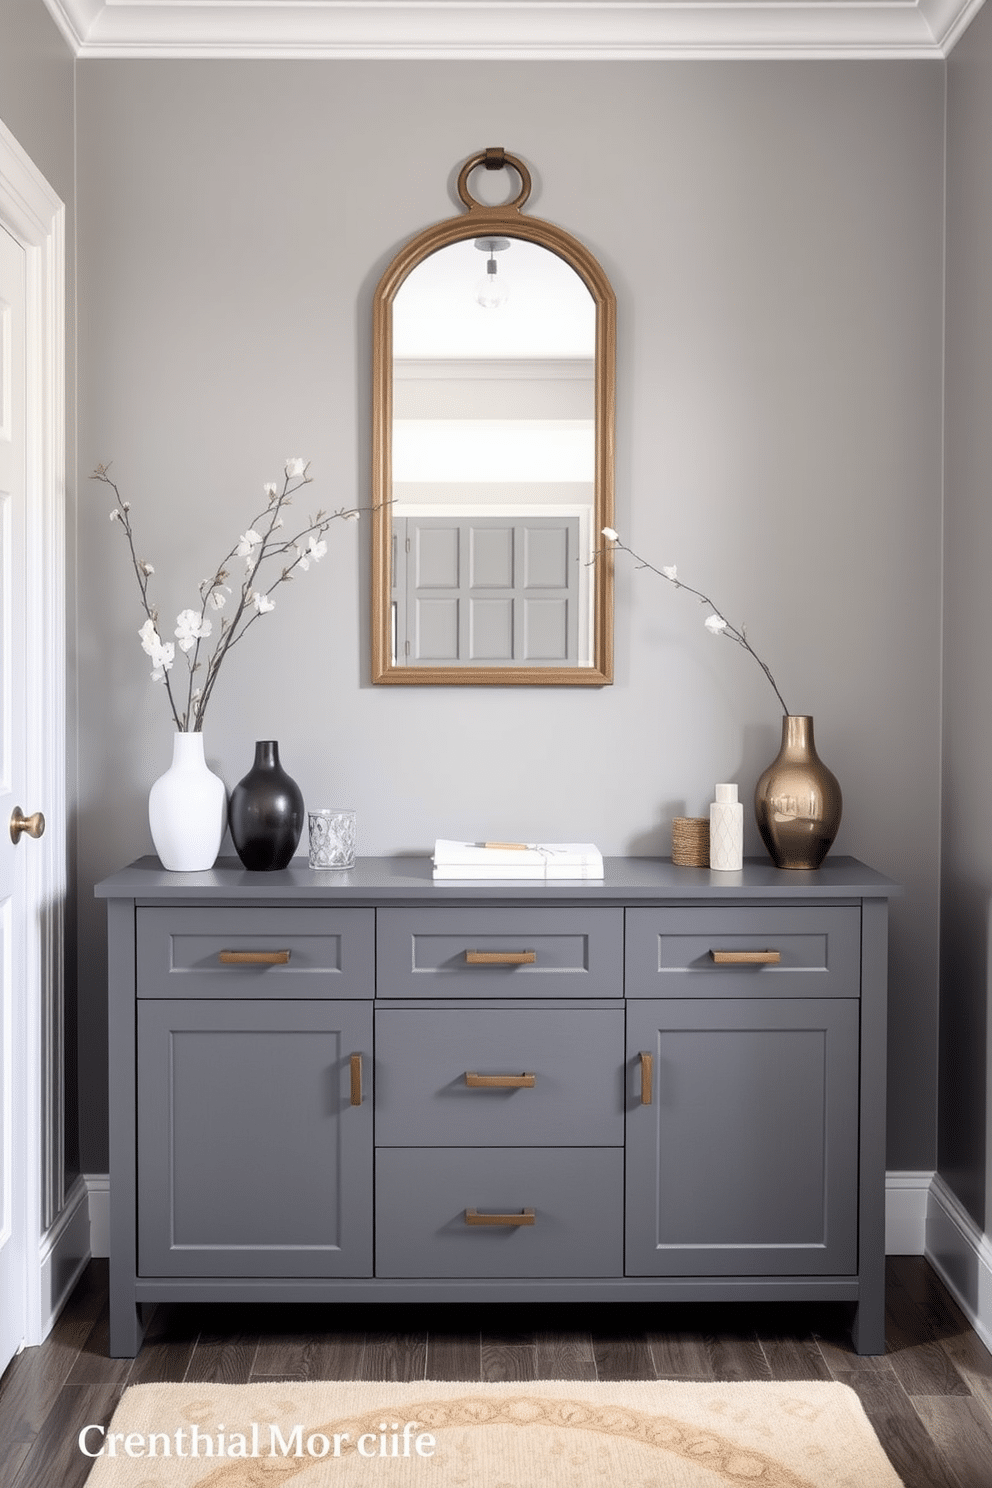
(371, 148, 615, 685)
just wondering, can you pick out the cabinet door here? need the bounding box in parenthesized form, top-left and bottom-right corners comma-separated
(625, 999, 858, 1277)
(137, 1000, 372, 1277)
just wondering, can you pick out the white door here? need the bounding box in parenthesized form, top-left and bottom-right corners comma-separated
(0, 221, 41, 1375)
(0, 221, 28, 1373)
(0, 120, 66, 1377)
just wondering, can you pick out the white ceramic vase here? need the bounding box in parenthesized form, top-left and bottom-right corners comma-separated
(709, 782, 744, 872)
(148, 732, 227, 872)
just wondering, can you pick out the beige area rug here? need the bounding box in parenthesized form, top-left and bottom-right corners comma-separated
(81, 1378, 904, 1488)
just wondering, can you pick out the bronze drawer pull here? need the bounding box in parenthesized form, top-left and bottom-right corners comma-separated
(465, 949, 536, 965)
(465, 1208, 535, 1226)
(218, 949, 291, 965)
(640, 1051, 653, 1105)
(350, 1054, 363, 1107)
(465, 1072, 536, 1088)
(710, 949, 781, 965)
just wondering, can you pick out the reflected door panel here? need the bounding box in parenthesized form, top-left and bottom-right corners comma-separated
(395, 515, 580, 666)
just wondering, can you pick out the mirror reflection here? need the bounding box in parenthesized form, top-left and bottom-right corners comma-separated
(391, 238, 596, 671)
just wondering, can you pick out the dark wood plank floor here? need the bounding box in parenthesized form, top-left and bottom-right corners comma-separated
(3, 1256, 992, 1487)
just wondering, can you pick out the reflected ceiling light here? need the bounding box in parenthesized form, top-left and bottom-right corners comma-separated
(474, 237, 510, 309)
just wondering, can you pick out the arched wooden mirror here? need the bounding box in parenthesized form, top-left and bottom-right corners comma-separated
(371, 148, 615, 685)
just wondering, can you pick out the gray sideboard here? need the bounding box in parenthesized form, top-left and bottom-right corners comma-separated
(96, 855, 897, 1358)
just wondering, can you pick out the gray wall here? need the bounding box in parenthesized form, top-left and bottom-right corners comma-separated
(0, 0, 77, 1180)
(75, 59, 944, 1175)
(0, 0, 74, 201)
(942, 5, 992, 1232)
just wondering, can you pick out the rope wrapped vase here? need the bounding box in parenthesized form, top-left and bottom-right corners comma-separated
(672, 817, 709, 867)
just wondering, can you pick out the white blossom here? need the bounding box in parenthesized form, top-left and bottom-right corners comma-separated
(296, 538, 324, 572)
(139, 619, 175, 678)
(661, 565, 678, 582)
(263, 482, 278, 498)
(150, 645, 175, 682)
(254, 592, 276, 614)
(601, 527, 619, 541)
(109, 508, 120, 521)
(235, 528, 262, 559)
(207, 585, 231, 611)
(296, 536, 326, 571)
(175, 608, 213, 653)
(704, 614, 728, 636)
(285, 457, 306, 478)
(139, 560, 155, 576)
(139, 618, 163, 657)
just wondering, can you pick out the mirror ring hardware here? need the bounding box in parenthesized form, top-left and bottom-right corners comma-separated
(457, 148, 532, 213)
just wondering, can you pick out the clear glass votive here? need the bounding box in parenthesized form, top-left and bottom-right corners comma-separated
(308, 808, 357, 870)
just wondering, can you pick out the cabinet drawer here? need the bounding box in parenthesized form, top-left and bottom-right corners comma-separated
(375, 1007, 624, 1147)
(625, 907, 860, 998)
(376, 908, 623, 999)
(136, 908, 374, 999)
(375, 1147, 622, 1277)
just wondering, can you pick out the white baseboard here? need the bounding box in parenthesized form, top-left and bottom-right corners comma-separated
(925, 1174, 992, 1354)
(84, 1172, 110, 1258)
(82, 1170, 936, 1263)
(34, 1174, 91, 1343)
(884, 1170, 932, 1255)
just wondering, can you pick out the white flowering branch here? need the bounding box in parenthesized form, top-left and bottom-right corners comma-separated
(93, 460, 361, 732)
(602, 528, 791, 715)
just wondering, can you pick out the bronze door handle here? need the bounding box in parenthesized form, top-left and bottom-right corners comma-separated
(218, 949, 291, 965)
(465, 950, 536, 965)
(464, 1209, 535, 1226)
(709, 949, 781, 965)
(640, 1051, 653, 1105)
(465, 1072, 536, 1088)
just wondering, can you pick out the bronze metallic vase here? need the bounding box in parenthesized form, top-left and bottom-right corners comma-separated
(754, 715, 842, 870)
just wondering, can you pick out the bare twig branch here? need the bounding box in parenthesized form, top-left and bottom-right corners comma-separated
(601, 532, 791, 715)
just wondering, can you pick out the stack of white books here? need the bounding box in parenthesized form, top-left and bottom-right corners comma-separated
(432, 840, 604, 880)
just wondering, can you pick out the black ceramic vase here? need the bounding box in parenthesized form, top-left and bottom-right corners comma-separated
(228, 740, 304, 871)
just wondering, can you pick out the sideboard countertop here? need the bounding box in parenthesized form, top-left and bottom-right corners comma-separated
(95, 854, 899, 903)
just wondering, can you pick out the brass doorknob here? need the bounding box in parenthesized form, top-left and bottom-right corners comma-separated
(10, 807, 45, 844)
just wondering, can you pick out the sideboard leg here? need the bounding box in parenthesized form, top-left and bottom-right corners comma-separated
(852, 1290, 886, 1355)
(108, 1289, 146, 1358)
(853, 896, 890, 1359)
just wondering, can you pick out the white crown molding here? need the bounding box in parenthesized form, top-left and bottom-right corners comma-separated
(40, 0, 986, 61)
